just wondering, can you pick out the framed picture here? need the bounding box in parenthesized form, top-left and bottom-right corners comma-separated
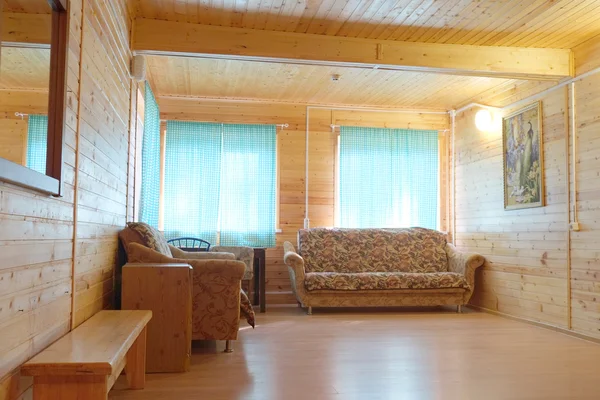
(502, 102, 543, 210)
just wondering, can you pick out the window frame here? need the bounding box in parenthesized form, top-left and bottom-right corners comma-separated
(0, 0, 68, 196)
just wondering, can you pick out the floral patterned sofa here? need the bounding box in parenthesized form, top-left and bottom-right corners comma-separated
(283, 227, 484, 314)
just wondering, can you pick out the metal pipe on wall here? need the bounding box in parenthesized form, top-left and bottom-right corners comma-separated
(450, 110, 456, 245)
(571, 82, 578, 227)
(564, 85, 572, 330)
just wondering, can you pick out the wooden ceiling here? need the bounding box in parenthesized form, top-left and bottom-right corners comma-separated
(146, 55, 523, 109)
(134, 0, 600, 49)
(3, 0, 50, 13)
(0, 47, 50, 90)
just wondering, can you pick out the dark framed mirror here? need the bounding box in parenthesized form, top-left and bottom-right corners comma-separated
(0, 0, 68, 196)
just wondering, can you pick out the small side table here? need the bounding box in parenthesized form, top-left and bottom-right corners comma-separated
(122, 263, 193, 373)
(253, 248, 266, 313)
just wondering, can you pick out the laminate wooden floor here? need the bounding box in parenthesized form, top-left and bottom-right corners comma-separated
(110, 306, 600, 400)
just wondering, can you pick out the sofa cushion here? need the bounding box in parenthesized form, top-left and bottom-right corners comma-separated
(298, 228, 448, 273)
(125, 222, 172, 257)
(304, 272, 468, 291)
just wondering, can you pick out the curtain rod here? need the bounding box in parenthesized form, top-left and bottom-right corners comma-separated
(328, 123, 449, 133)
(159, 119, 288, 128)
(306, 105, 448, 114)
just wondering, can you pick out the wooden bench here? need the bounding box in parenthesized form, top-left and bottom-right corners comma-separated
(21, 310, 152, 400)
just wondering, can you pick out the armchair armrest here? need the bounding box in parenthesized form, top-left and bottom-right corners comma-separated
(446, 243, 485, 301)
(210, 246, 254, 280)
(186, 259, 246, 280)
(169, 244, 236, 260)
(128, 242, 244, 281)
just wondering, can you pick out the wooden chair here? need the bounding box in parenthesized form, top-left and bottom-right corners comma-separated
(22, 310, 151, 400)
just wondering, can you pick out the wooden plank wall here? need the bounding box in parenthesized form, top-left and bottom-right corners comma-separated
(159, 97, 449, 304)
(455, 45, 600, 339)
(0, 0, 136, 398)
(570, 71, 600, 338)
(455, 96, 570, 328)
(71, 0, 134, 327)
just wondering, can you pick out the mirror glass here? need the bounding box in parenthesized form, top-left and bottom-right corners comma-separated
(0, 0, 52, 174)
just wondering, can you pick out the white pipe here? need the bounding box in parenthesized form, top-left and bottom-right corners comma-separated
(564, 85, 572, 330)
(304, 106, 310, 229)
(571, 82, 578, 225)
(455, 65, 600, 116)
(450, 110, 456, 245)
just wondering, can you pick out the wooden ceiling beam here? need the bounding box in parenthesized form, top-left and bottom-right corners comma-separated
(133, 18, 573, 81)
(2, 13, 51, 47)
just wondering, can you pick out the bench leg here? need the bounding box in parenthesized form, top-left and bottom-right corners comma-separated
(125, 326, 147, 390)
(33, 375, 107, 400)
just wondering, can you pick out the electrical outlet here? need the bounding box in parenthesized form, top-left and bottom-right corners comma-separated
(571, 222, 581, 231)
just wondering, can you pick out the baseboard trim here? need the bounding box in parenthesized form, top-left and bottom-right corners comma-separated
(467, 304, 600, 345)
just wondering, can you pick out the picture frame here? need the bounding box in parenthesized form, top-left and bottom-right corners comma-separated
(502, 101, 544, 210)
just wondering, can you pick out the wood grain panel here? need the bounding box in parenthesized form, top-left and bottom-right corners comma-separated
(133, 0, 600, 49)
(455, 42, 600, 341)
(146, 55, 535, 110)
(72, 0, 133, 328)
(0, 0, 137, 399)
(158, 97, 449, 304)
(574, 34, 600, 76)
(3, 0, 51, 13)
(570, 71, 600, 339)
(454, 94, 570, 328)
(0, 48, 50, 90)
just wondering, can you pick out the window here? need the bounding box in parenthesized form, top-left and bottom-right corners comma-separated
(338, 126, 439, 229)
(162, 121, 277, 247)
(26, 115, 49, 174)
(139, 82, 161, 228)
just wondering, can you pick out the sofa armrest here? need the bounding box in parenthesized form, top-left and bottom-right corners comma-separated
(446, 243, 485, 301)
(283, 241, 309, 303)
(283, 241, 305, 277)
(446, 243, 485, 275)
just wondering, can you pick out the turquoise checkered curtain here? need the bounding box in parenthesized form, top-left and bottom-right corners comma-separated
(339, 126, 439, 229)
(163, 121, 222, 244)
(26, 115, 48, 174)
(220, 124, 276, 247)
(139, 82, 161, 227)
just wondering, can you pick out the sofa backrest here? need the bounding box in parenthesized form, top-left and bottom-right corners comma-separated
(298, 228, 448, 273)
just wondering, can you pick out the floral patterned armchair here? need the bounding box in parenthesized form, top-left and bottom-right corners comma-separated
(119, 223, 255, 352)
